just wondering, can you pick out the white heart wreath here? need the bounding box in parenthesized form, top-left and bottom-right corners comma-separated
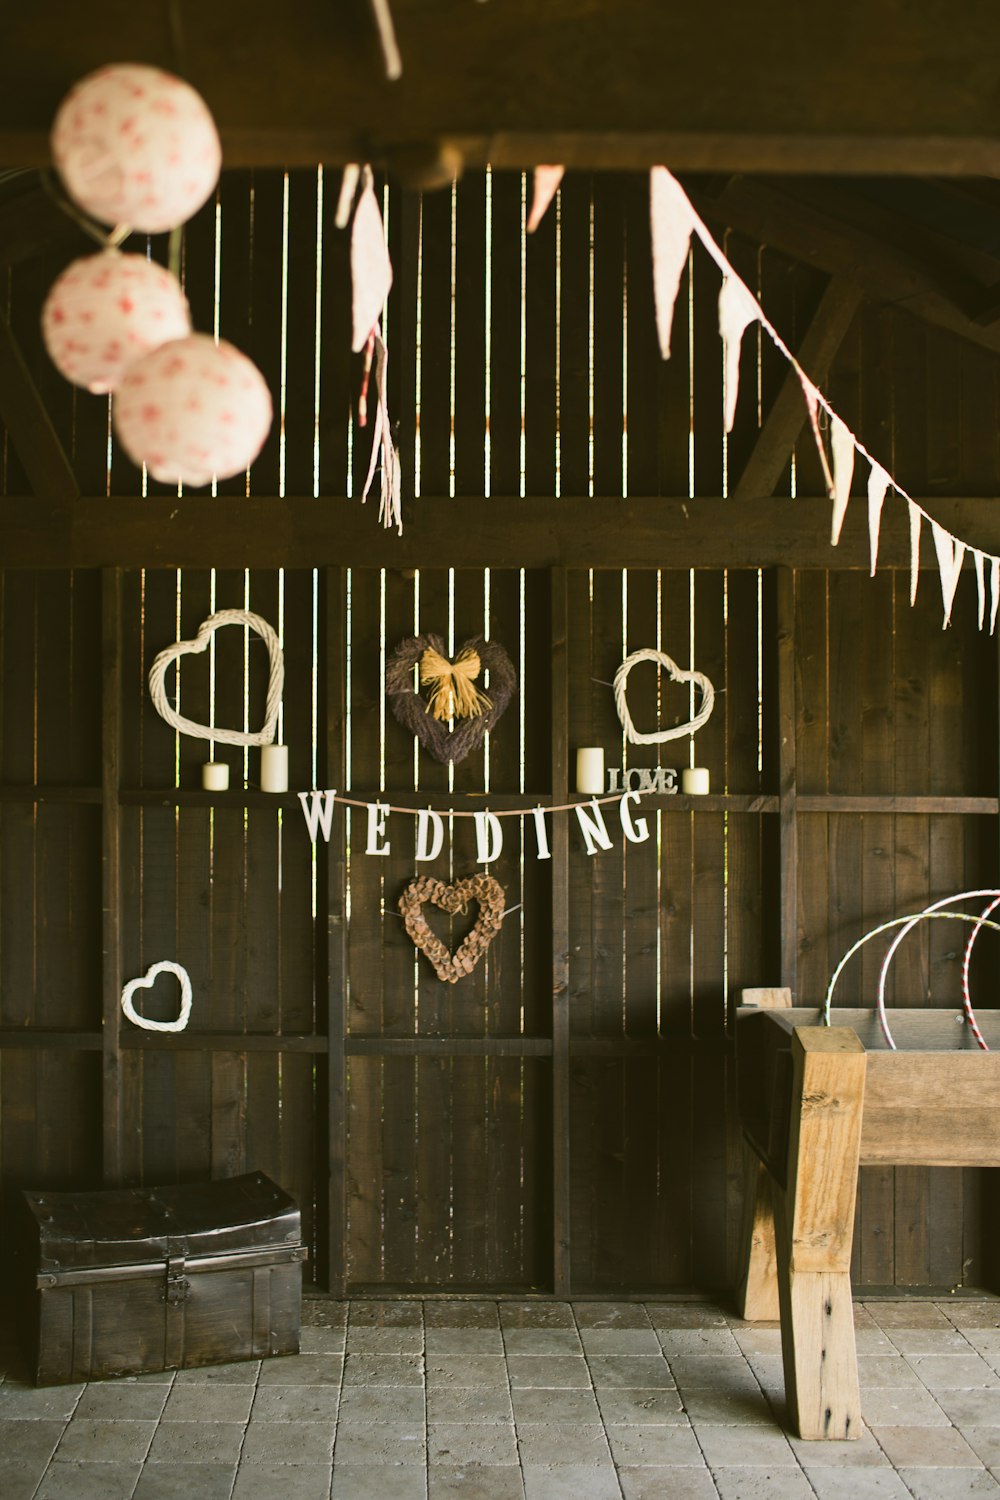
(148, 609, 284, 747)
(613, 647, 715, 745)
(121, 961, 193, 1033)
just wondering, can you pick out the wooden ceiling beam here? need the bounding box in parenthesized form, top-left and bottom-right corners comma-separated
(1, 496, 997, 573)
(687, 176, 1000, 357)
(0, 315, 79, 502)
(0, 183, 84, 267)
(1, 2, 999, 175)
(734, 277, 863, 501)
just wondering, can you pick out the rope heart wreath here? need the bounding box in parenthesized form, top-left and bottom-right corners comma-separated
(399, 873, 505, 984)
(386, 633, 516, 764)
(148, 609, 284, 746)
(613, 647, 715, 745)
(121, 960, 193, 1033)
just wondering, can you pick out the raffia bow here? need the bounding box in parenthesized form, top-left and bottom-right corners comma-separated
(419, 645, 493, 722)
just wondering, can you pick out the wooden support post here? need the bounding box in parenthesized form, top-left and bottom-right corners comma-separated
(735, 986, 790, 1320)
(734, 278, 861, 500)
(550, 566, 571, 1295)
(323, 566, 348, 1295)
(101, 568, 122, 1183)
(775, 1027, 866, 1440)
(735, 1145, 780, 1321)
(776, 567, 798, 995)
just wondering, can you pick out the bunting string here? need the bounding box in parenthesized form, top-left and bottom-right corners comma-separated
(640, 166, 1000, 632)
(307, 788, 658, 819)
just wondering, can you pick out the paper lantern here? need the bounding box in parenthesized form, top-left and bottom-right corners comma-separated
(51, 63, 221, 233)
(113, 333, 272, 486)
(42, 250, 191, 394)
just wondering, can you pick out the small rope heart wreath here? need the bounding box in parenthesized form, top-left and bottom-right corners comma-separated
(121, 960, 193, 1033)
(613, 647, 715, 745)
(399, 873, 505, 984)
(148, 609, 284, 747)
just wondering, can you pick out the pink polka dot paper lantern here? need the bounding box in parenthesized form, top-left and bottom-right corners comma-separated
(51, 63, 222, 234)
(42, 251, 191, 394)
(113, 333, 273, 486)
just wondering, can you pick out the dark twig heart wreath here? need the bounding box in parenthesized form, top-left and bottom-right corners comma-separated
(399, 873, 505, 984)
(386, 633, 516, 764)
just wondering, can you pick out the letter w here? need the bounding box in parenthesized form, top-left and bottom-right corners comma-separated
(298, 789, 337, 843)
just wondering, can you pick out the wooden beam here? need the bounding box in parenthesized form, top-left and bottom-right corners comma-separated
(101, 568, 122, 1183)
(323, 566, 348, 1295)
(1, 2, 999, 174)
(765, 176, 1000, 328)
(0, 314, 79, 501)
(734, 279, 862, 500)
(689, 175, 1000, 358)
(0, 183, 85, 266)
(776, 569, 798, 996)
(550, 567, 571, 1296)
(3, 495, 1000, 572)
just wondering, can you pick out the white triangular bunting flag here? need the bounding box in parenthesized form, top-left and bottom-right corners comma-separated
(908, 502, 922, 605)
(719, 275, 759, 433)
(351, 174, 393, 353)
(867, 462, 890, 575)
(974, 550, 986, 629)
(931, 521, 965, 627)
(829, 416, 856, 545)
(992, 558, 1000, 635)
(527, 166, 564, 233)
(650, 167, 698, 359)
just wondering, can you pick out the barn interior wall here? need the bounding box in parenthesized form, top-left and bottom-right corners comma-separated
(1, 170, 999, 1296)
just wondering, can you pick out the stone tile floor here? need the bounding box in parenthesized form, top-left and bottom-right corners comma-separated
(4, 1295, 1000, 1497)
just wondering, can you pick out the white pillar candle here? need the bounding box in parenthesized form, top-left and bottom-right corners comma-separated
(201, 761, 229, 791)
(261, 743, 289, 793)
(575, 747, 605, 795)
(681, 766, 710, 795)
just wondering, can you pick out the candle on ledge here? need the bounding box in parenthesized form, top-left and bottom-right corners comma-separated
(201, 761, 229, 791)
(681, 767, 710, 795)
(575, 747, 605, 796)
(260, 743, 289, 793)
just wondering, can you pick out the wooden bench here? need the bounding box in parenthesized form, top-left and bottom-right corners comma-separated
(735, 1005, 1000, 1439)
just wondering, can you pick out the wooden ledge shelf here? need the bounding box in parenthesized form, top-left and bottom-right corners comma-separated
(5, 786, 995, 815)
(796, 795, 1000, 814)
(345, 1036, 553, 1056)
(0, 785, 102, 803)
(0, 1030, 103, 1050)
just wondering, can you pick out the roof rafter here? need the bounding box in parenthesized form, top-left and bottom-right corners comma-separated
(1, 1, 999, 174)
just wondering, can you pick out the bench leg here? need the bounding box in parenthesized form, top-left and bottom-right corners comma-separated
(775, 1027, 866, 1440)
(735, 1145, 779, 1321)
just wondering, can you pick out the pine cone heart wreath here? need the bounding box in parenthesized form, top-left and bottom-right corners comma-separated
(399, 873, 505, 984)
(386, 633, 516, 764)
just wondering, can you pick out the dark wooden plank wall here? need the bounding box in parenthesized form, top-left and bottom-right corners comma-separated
(1, 170, 999, 1293)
